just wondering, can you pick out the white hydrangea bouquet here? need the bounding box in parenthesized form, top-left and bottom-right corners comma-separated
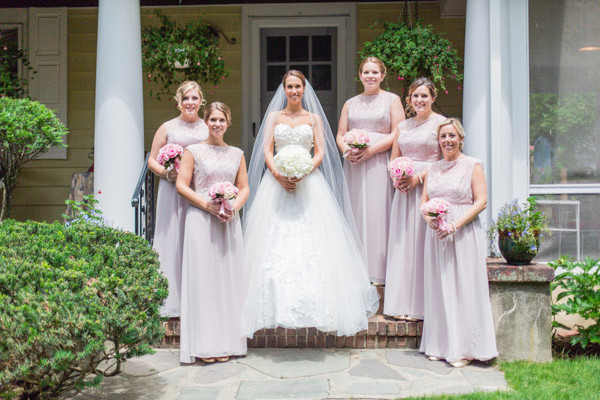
(274, 145, 313, 179)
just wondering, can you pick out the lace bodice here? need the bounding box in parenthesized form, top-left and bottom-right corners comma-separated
(427, 155, 482, 205)
(164, 117, 208, 148)
(186, 144, 243, 196)
(347, 91, 399, 143)
(397, 114, 446, 163)
(274, 124, 314, 153)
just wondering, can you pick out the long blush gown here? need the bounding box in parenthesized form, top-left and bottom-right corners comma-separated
(179, 144, 247, 363)
(384, 114, 445, 319)
(343, 91, 400, 283)
(419, 155, 498, 363)
(153, 117, 208, 317)
(243, 124, 379, 337)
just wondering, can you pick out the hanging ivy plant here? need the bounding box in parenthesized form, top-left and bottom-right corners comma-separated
(0, 33, 35, 98)
(359, 21, 463, 101)
(141, 10, 230, 100)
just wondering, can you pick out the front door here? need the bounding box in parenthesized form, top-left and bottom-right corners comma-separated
(259, 27, 338, 132)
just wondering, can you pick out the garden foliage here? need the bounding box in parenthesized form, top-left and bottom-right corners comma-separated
(0, 219, 168, 399)
(0, 97, 67, 220)
(550, 256, 600, 349)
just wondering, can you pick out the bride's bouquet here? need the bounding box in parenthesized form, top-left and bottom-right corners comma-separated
(157, 143, 184, 172)
(420, 198, 452, 233)
(208, 181, 239, 216)
(388, 157, 415, 188)
(274, 145, 313, 179)
(342, 129, 370, 158)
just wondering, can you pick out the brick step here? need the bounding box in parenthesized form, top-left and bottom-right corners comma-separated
(161, 314, 422, 350)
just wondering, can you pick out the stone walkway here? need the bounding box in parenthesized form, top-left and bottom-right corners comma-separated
(74, 349, 507, 400)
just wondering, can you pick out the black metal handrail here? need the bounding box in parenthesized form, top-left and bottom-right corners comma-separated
(131, 153, 156, 243)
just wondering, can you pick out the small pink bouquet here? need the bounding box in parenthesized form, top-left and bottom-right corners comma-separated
(388, 157, 415, 188)
(157, 143, 184, 172)
(208, 181, 239, 216)
(343, 129, 370, 158)
(420, 198, 452, 233)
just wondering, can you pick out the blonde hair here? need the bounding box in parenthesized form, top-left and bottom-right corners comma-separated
(358, 56, 387, 76)
(405, 77, 437, 115)
(436, 118, 465, 151)
(174, 81, 205, 110)
(282, 70, 306, 87)
(204, 102, 232, 126)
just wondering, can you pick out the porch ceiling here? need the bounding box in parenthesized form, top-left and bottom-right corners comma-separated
(1, 0, 439, 8)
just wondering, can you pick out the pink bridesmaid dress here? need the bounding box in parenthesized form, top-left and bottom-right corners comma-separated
(344, 91, 400, 283)
(153, 117, 208, 317)
(420, 155, 498, 363)
(384, 114, 445, 319)
(179, 144, 247, 363)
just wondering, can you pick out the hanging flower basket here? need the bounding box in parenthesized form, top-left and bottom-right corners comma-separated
(141, 10, 230, 99)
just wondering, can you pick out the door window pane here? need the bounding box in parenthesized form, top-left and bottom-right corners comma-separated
(289, 64, 309, 79)
(0, 28, 19, 76)
(267, 65, 286, 91)
(267, 36, 286, 62)
(529, 1, 600, 185)
(312, 35, 332, 62)
(311, 65, 331, 90)
(289, 36, 308, 62)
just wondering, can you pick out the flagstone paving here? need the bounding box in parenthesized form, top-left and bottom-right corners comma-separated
(72, 348, 507, 400)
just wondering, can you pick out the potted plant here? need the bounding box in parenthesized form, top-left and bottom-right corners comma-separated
(141, 10, 230, 99)
(488, 197, 548, 265)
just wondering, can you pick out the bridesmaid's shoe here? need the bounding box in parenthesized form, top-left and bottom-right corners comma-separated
(201, 357, 216, 363)
(427, 355, 442, 361)
(216, 356, 230, 363)
(450, 359, 471, 368)
(405, 317, 421, 322)
(394, 315, 408, 321)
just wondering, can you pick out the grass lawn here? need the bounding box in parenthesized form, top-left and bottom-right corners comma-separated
(405, 357, 600, 400)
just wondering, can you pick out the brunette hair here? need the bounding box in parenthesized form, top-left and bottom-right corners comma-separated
(436, 118, 465, 150)
(174, 81, 205, 110)
(204, 102, 232, 126)
(358, 56, 387, 76)
(282, 70, 306, 87)
(405, 77, 437, 115)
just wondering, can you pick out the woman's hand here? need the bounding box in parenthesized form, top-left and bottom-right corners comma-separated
(346, 147, 371, 164)
(394, 175, 419, 192)
(205, 200, 234, 222)
(424, 215, 439, 230)
(166, 167, 178, 182)
(273, 170, 296, 192)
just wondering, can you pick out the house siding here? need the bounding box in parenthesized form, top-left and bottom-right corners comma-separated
(11, 3, 465, 222)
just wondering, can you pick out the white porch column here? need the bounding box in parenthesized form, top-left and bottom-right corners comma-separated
(463, 0, 530, 228)
(94, 0, 144, 231)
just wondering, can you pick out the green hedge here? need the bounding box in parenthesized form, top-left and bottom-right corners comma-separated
(0, 220, 168, 399)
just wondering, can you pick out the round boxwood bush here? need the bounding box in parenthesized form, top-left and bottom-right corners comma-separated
(0, 220, 168, 399)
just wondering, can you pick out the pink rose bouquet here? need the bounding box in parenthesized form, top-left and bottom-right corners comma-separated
(342, 129, 370, 158)
(157, 143, 184, 172)
(420, 198, 452, 233)
(388, 157, 415, 188)
(208, 181, 239, 216)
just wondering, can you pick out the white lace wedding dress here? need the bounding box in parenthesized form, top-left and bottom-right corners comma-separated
(242, 124, 379, 337)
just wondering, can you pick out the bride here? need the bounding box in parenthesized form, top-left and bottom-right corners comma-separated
(243, 70, 379, 337)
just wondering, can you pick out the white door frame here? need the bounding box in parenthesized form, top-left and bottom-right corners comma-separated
(241, 3, 357, 156)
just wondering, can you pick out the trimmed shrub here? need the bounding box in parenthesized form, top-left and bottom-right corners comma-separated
(0, 220, 168, 399)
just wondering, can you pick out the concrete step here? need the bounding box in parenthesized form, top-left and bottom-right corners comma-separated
(161, 314, 422, 350)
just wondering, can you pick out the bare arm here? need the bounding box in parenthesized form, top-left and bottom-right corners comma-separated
(421, 175, 439, 230)
(148, 123, 176, 181)
(336, 102, 350, 154)
(232, 154, 250, 214)
(263, 112, 296, 192)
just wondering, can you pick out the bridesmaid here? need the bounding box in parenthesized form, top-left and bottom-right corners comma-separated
(336, 57, 405, 284)
(384, 77, 446, 321)
(148, 81, 208, 317)
(420, 118, 497, 367)
(176, 102, 249, 363)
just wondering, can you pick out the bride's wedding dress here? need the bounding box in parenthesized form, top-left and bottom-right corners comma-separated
(242, 123, 379, 337)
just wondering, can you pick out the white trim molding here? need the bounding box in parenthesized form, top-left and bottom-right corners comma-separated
(529, 184, 600, 195)
(241, 2, 357, 157)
